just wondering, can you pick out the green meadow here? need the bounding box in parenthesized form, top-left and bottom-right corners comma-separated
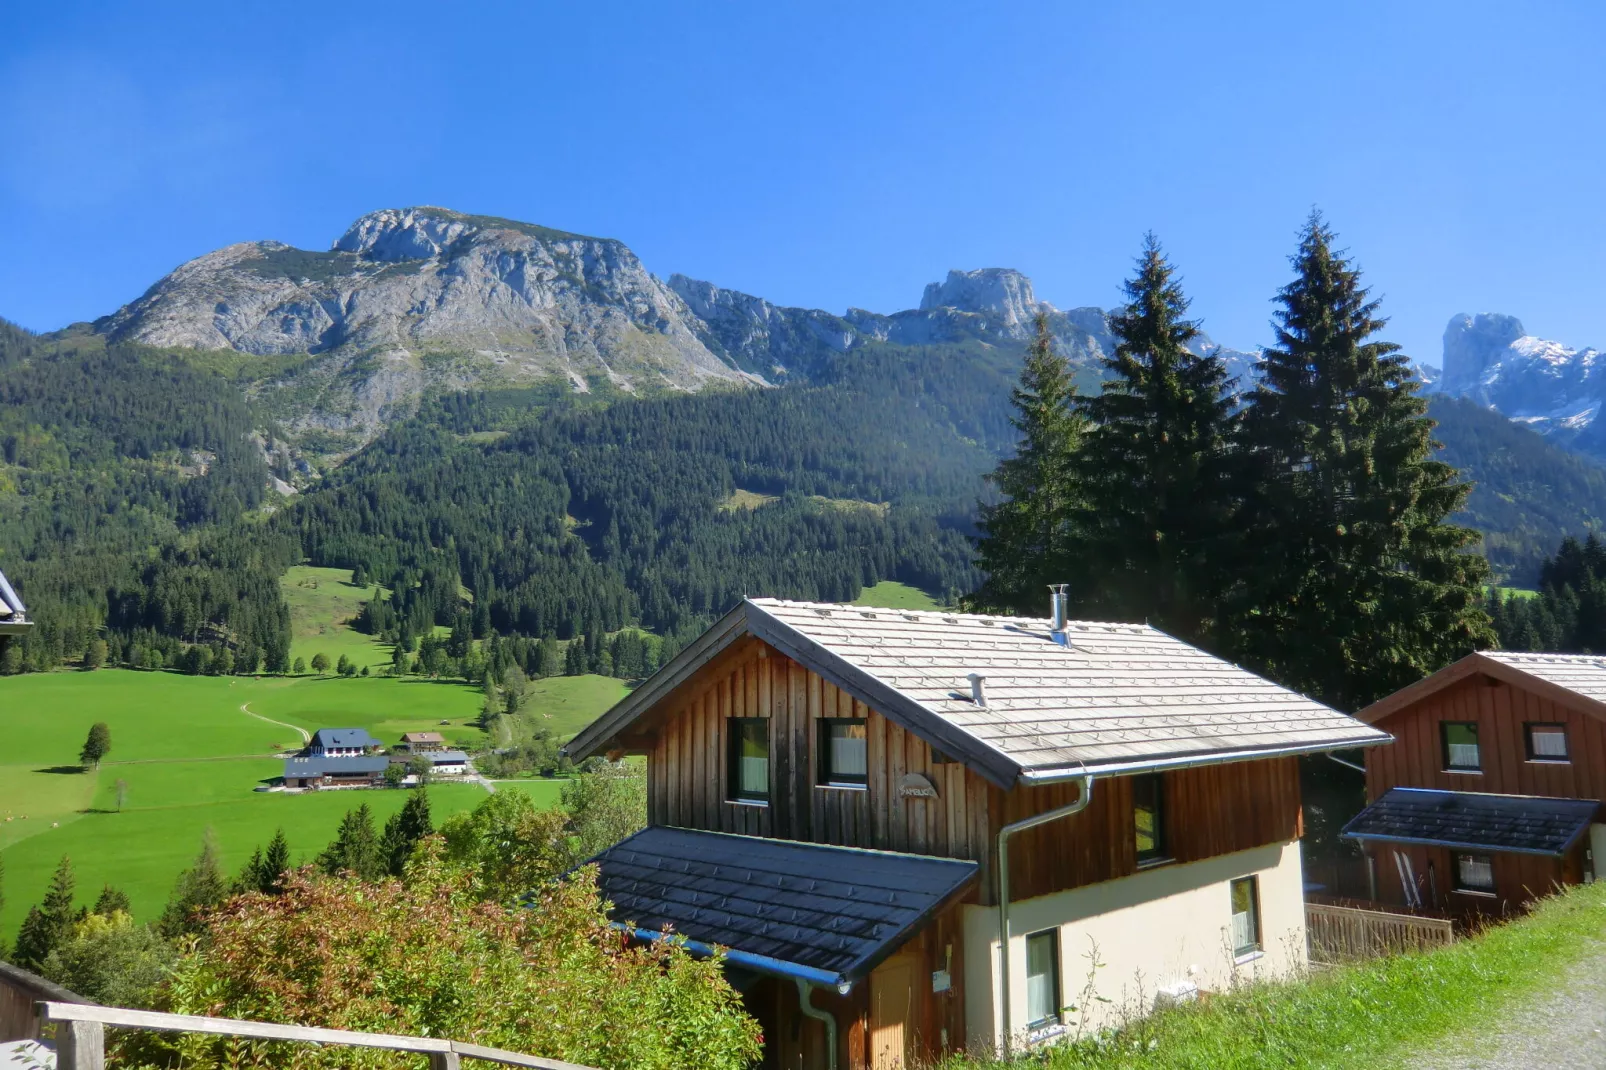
(281, 564, 393, 670)
(853, 580, 944, 611)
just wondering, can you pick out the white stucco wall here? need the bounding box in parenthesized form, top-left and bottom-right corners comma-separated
(963, 840, 1307, 1050)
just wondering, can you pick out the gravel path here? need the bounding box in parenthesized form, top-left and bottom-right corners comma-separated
(1408, 935, 1606, 1069)
(241, 702, 311, 744)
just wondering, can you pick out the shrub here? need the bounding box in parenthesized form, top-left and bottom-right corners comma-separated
(40, 911, 176, 1008)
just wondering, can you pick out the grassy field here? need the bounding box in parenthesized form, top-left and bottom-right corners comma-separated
(947, 881, 1606, 1070)
(0, 669, 491, 943)
(281, 564, 392, 670)
(853, 580, 944, 611)
(520, 674, 631, 740)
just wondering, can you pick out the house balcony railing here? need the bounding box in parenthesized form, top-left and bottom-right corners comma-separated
(1305, 899, 1456, 964)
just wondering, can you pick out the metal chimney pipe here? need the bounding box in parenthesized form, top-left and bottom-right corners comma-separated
(967, 673, 988, 708)
(1048, 584, 1069, 646)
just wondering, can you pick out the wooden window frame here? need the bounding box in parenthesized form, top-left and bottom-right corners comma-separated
(1133, 773, 1170, 867)
(726, 718, 770, 804)
(1523, 722, 1570, 763)
(1452, 852, 1497, 895)
(1023, 928, 1062, 1030)
(1439, 721, 1482, 773)
(1229, 875, 1262, 959)
(816, 717, 869, 789)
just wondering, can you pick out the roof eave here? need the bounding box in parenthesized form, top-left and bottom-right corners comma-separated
(1016, 732, 1393, 785)
(1340, 831, 1578, 858)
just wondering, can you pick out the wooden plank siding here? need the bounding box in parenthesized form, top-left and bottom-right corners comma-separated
(1368, 839, 1583, 923)
(643, 639, 1306, 906)
(1366, 672, 1606, 800)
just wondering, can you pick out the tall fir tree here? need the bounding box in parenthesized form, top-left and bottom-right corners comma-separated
(1074, 235, 1236, 641)
(159, 831, 229, 939)
(12, 855, 76, 969)
(967, 312, 1085, 614)
(318, 804, 384, 882)
(1231, 213, 1491, 709)
(380, 790, 434, 877)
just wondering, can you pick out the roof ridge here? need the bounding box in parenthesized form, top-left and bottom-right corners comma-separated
(748, 596, 1155, 633)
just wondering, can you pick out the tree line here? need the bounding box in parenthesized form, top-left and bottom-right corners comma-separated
(970, 216, 1491, 712)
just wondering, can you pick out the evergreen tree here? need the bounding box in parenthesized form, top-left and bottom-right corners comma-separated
(317, 804, 384, 882)
(537, 635, 562, 678)
(13, 856, 77, 969)
(92, 884, 131, 916)
(158, 831, 228, 939)
(563, 637, 588, 676)
(1074, 235, 1237, 641)
(967, 313, 1085, 614)
(1230, 213, 1491, 709)
(78, 722, 111, 769)
(380, 791, 434, 877)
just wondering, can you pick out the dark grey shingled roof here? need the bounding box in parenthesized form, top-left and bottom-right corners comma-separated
(569, 597, 1388, 787)
(1342, 788, 1600, 856)
(312, 728, 380, 750)
(282, 756, 391, 778)
(586, 826, 978, 985)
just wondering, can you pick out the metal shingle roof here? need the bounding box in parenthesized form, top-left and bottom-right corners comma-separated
(1480, 652, 1606, 706)
(312, 728, 380, 750)
(586, 826, 978, 983)
(282, 756, 390, 777)
(748, 598, 1387, 775)
(1342, 787, 1600, 856)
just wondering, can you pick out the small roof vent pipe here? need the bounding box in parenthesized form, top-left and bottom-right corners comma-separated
(1049, 583, 1070, 646)
(967, 672, 988, 708)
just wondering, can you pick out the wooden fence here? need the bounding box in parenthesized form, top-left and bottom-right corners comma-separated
(1305, 901, 1455, 964)
(0, 960, 91, 1043)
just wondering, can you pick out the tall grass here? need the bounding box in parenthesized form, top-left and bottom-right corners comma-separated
(944, 881, 1606, 1070)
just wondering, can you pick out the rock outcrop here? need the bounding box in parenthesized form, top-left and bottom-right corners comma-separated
(1438, 313, 1606, 443)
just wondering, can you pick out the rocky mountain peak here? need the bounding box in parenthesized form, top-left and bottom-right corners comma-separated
(919, 268, 1047, 330)
(333, 207, 481, 262)
(1437, 312, 1606, 447)
(1442, 312, 1527, 395)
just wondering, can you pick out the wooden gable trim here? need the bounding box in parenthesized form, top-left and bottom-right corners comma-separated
(1358, 653, 1606, 727)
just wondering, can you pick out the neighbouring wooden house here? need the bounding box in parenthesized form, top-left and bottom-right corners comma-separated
(566, 595, 1387, 1068)
(399, 731, 447, 752)
(389, 749, 471, 776)
(282, 755, 390, 789)
(307, 728, 381, 758)
(0, 567, 30, 657)
(1346, 652, 1606, 921)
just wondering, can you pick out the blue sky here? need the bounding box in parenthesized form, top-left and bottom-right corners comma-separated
(2, 1, 1603, 363)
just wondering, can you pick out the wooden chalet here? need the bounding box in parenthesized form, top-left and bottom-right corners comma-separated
(282, 755, 390, 790)
(1348, 651, 1606, 920)
(567, 593, 1387, 1067)
(0, 567, 30, 656)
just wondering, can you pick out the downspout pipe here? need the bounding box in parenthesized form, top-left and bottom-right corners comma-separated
(996, 772, 1094, 1058)
(795, 978, 839, 1070)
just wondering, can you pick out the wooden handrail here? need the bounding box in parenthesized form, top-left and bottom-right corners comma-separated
(38, 1001, 595, 1070)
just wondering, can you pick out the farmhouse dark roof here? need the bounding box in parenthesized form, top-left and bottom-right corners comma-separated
(311, 728, 379, 750)
(584, 826, 978, 986)
(429, 750, 469, 764)
(283, 756, 390, 778)
(1342, 788, 1600, 857)
(568, 597, 1389, 787)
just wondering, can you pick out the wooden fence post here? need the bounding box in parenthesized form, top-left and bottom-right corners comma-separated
(430, 1051, 462, 1070)
(58, 1019, 105, 1070)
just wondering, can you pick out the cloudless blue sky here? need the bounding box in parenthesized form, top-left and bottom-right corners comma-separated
(2, 0, 1603, 363)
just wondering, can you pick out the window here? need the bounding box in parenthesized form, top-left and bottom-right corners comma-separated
(1133, 774, 1168, 864)
(817, 718, 868, 786)
(1454, 852, 1496, 893)
(1441, 722, 1481, 772)
(1525, 723, 1570, 762)
(727, 719, 769, 802)
(1230, 876, 1261, 958)
(1024, 929, 1061, 1028)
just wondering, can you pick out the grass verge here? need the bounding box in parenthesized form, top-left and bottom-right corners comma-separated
(944, 881, 1606, 1070)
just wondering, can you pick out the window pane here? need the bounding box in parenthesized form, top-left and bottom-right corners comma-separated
(1230, 877, 1260, 956)
(1134, 774, 1164, 861)
(1025, 930, 1059, 1026)
(823, 720, 867, 782)
(1457, 854, 1494, 891)
(1443, 723, 1480, 769)
(1530, 727, 1568, 759)
(731, 720, 768, 798)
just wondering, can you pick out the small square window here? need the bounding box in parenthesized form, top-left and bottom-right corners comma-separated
(1525, 723, 1569, 762)
(1230, 876, 1261, 958)
(727, 718, 769, 802)
(1024, 929, 1061, 1028)
(1441, 722, 1481, 772)
(817, 719, 868, 787)
(1454, 853, 1495, 893)
(1133, 774, 1168, 864)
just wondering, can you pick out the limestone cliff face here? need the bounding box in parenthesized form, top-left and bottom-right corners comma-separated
(1438, 312, 1606, 447)
(101, 208, 756, 441)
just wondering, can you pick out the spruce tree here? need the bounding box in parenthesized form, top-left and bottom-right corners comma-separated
(261, 828, 291, 893)
(13, 856, 76, 968)
(318, 804, 384, 882)
(380, 791, 434, 877)
(158, 831, 228, 939)
(967, 312, 1085, 614)
(1074, 235, 1236, 641)
(1231, 213, 1491, 709)
(92, 884, 131, 916)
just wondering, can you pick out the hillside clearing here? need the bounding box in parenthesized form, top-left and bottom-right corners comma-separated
(853, 580, 944, 611)
(280, 564, 392, 669)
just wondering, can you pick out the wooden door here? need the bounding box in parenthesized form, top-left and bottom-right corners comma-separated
(870, 952, 917, 1070)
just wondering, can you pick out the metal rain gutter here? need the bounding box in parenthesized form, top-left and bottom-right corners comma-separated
(613, 923, 848, 990)
(1016, 736, 1392, 786)
(995, 771, 1094, 1058)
